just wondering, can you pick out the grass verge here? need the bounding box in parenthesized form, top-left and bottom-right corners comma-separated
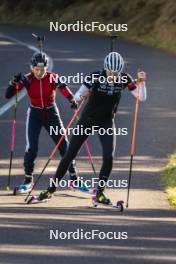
(161, 154, 176, 207)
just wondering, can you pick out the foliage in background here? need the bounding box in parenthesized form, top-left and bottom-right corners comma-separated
(0, 0, 176, 52)
(161, 154, 176, 207)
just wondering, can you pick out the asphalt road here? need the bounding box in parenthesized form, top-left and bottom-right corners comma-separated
(0, 25, 176, 264)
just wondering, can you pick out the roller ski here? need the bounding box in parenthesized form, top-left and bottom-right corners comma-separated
(27, 189, 53, 204)
(69, 178, 93, 194)
(92, 189, 124, 211)
(13, 175, 33, 195)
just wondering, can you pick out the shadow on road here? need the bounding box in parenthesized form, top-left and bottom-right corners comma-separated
(0, 206, 175, 264)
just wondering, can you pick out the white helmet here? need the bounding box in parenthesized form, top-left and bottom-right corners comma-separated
(104, 52, 124, 73)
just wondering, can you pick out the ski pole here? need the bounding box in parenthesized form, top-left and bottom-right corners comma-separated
(6, 84, 19, 190)
(83, 140, 97, 177)
(25, 98, 86, 202)
(76, 115, 97, 178)
(126, 80, 141, 208)
(32, 33, 45, 53)
(110, 35, 118, 52)
(106, 31, 118, 52)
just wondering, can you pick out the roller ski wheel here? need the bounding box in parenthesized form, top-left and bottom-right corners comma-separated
(13, 183, 33, 195)
(116, 200, 124, 212)
(13, 186, 19, 196)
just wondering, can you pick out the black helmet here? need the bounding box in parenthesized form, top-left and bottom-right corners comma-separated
(31, 52, 48, 67)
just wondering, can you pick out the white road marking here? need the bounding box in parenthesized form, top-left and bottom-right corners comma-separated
(0, 34, 53, 116)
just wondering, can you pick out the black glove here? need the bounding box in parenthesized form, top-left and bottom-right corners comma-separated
(69, 98, 78, 109)
(12, 72, 22, 84)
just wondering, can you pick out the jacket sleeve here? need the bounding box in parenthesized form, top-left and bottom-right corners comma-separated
(57, 78, 74, 101)
(74, 84, 89, 101)
(5, 83, 16, 99)
(130, 82, 147, 101)
(126, 73, 147, 101)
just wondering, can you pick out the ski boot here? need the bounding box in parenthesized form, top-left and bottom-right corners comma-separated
(92, 188, 124, 211)
(13, 175, 33, 195)
(69, 177, 92, 193)
(27, 189, 54, 204)
(92, 188, 112, 206)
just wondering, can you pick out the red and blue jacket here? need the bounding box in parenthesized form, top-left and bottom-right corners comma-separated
(5, 71, 73, 108)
